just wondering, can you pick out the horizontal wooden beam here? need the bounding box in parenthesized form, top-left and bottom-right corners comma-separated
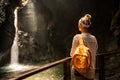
(97, 51, 120, 56)
(10, 57, 71, 80)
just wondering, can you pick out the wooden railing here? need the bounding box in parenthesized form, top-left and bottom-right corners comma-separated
(10, 57, 71, 80)
(97, 51, 120, 80)
(10, 51, 120, 80)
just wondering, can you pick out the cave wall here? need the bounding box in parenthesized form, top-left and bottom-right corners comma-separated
(0, 0, 120, 79)
(104, 1, 120, 79)
(17, 0, 120, 65)
(34, 0, 118, 53)
(0, 0, 120, 66)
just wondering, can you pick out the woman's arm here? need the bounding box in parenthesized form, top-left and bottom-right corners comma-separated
(70, 35, 79, 57)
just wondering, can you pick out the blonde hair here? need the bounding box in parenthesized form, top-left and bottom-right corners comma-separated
(79, 14, 91, 28)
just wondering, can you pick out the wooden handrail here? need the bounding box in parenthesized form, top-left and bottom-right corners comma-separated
(97, 51, 120, 56)
(97, 51, 120, 80)
(10, 57, 71, 80)
(9, 51, 120, 80)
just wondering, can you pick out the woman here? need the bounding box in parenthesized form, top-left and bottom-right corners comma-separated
(70, 14, 98, 80)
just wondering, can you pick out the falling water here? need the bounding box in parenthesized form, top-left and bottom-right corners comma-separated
(11, 7, 19, 65)
(7, 6, 35, 71)
(9, 2, 33, 71)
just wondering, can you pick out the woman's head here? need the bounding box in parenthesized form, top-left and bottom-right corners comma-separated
(78, 14, 91, 33)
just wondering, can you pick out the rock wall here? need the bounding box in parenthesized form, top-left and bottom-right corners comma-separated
(0, 1, 120, 79)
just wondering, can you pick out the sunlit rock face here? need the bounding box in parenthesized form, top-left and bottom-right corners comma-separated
(18, 0, 57, 64)
(16, 0, 119, 64)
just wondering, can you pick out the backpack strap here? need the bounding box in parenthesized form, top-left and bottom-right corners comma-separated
(78, 34, 92, 69)
(77, 35, 84, 45)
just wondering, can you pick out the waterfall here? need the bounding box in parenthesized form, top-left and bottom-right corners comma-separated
(7, 4, 35, 71)
(11, 7, 19, 65)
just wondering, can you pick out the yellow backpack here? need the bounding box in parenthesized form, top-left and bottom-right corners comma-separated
(72, 35, 92, 73)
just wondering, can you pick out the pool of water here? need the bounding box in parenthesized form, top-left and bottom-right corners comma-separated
(23, 64, 64, 80)
(0, 63, 99, 80)
(0, 64, 37, 80)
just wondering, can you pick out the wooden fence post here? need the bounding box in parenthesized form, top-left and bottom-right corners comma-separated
(98, 55, 105, 80)
(64, 59, 71, 80)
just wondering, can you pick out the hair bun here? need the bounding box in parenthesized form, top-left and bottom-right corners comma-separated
(79, 14, 92, 28)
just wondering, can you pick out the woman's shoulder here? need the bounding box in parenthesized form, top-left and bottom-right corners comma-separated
(73, 34, 81, 40)
(74, 34, 81, 38)
(88, 34, 97, 42)
(89, 34, 96, 38)
(74, 33, 96, 39)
